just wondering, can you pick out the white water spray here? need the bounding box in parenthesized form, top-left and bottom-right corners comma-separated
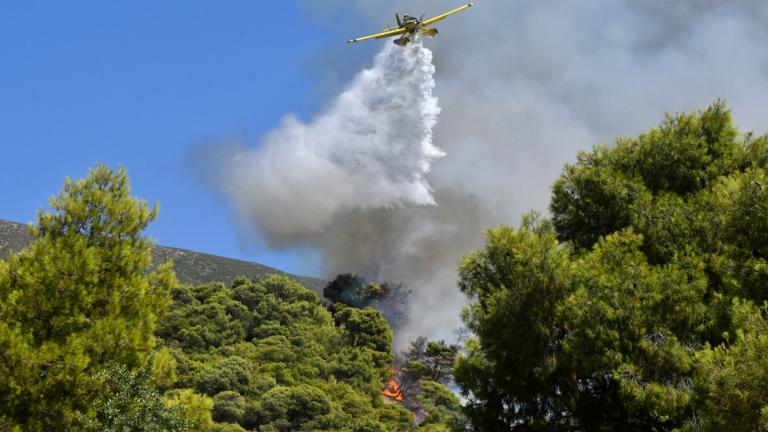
(218, 43, 443, 242)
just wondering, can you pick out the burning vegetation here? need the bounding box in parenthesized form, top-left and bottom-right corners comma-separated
(323, 274, 465, 427)
(379, 336, 462, 425)
(382, 374, 405, 401)
(382, 368, 428, 423)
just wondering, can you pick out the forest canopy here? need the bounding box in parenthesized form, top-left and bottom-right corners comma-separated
(2, 101, 768, 432)
(455, 101, 768, 431)
(0, 165, 459, 431)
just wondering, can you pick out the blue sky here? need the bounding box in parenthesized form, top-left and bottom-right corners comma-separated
(0, 1, 378, 277)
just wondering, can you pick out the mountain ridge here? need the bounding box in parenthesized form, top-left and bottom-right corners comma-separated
(0, 219, 325, 294)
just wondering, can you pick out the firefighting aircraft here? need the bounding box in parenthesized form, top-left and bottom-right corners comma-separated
(347, 3, 474, 46)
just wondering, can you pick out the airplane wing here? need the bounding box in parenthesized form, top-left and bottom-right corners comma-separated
(347, 27, 407, 44)
(421, 2, 473, 26)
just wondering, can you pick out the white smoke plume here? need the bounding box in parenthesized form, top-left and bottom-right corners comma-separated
(213, 43, 443, 242)
(204, 0, 768, 348)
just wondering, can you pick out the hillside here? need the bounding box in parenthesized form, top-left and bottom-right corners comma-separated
(0, 219, 325, 294)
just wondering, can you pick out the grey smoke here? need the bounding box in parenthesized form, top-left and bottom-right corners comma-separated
(206, 0, 768, 348)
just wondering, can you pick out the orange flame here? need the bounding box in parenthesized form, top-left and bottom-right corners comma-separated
(382, 376, 404, 401)
(381, 370, 431, 424)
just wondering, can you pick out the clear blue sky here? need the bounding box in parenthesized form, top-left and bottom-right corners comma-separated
(0, 1, 378, 277)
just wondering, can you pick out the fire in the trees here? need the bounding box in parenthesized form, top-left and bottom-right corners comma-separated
(382, 376, 405, 401)
(382, 369, 428, 423)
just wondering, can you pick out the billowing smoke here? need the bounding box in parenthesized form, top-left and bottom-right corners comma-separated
(202, 42, 458, 347)
(204, 0, 768, 348)
(212, 43, 443, 243)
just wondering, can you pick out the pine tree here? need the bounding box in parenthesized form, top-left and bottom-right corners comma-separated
(455, 102, 768, 430)
(0, 165, 176, 430)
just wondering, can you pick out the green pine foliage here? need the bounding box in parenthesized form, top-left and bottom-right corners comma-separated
(77, 354, 191, 432)
(324, 273, 412, 331)
(156, 275, 415, 431)
(0, 165, 177, 431)
(15, 102, 762, 432)
(455, 102, 768, 431)
(0, 164, 461, 431)
(693, 300, 768, 431)
(416, 380, 464, 431)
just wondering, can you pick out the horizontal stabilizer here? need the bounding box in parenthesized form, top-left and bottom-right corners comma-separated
(420, 27, 438, 37)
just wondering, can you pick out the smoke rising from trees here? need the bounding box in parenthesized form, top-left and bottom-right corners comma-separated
(204, 0, 768, 348)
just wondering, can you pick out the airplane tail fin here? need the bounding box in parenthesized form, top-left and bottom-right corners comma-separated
(396, 13, 403, 27)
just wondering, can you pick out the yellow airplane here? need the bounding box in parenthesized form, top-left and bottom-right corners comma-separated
(347, 3, 474, 46)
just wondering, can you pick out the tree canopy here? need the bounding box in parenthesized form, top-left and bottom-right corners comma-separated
(0, 165, 179, 431)
(10, 102, 763, 431)
(157, 275, 419, 431)
(0, 165, 462, 431)
(324, 273, 411, 330)
(455, 102, 768, 431)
